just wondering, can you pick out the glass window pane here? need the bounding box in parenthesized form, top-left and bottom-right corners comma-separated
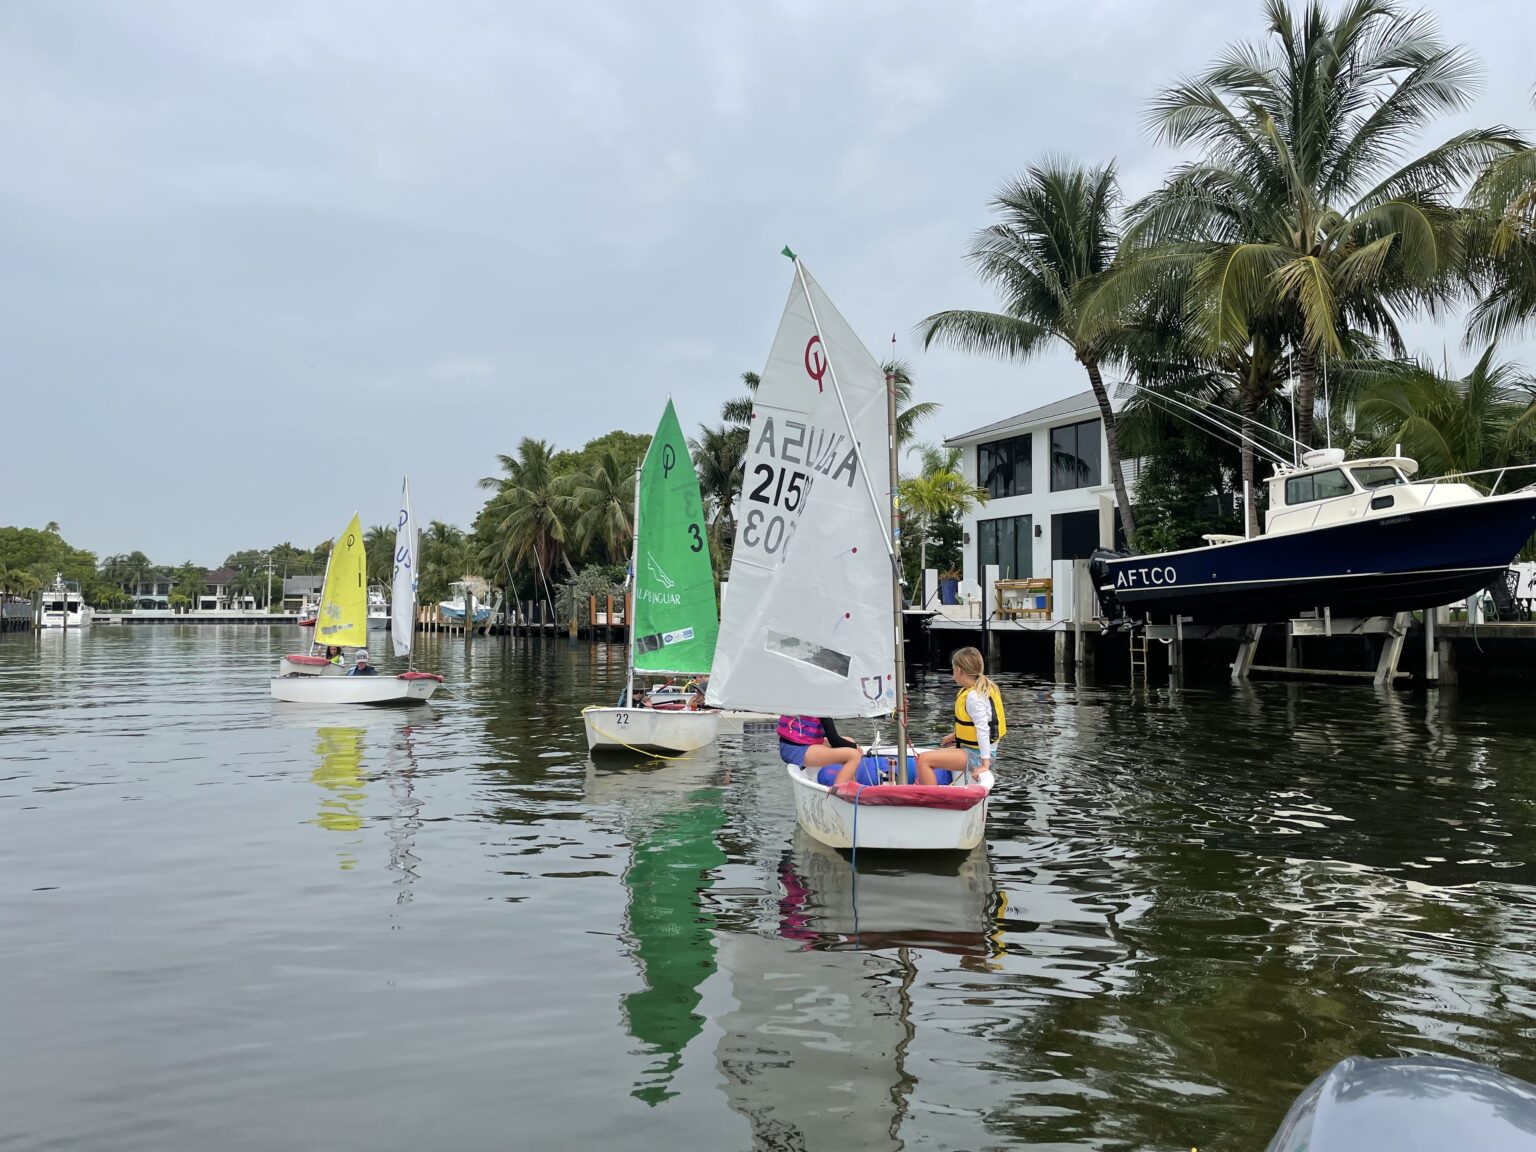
(1313, 469, 1352, 499)
(1077, 420, 1101, 487)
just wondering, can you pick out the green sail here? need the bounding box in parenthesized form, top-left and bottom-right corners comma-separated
(632, 399, 718, 675)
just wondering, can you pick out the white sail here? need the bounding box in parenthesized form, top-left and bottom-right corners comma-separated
(391, 475, 418, 659)
(706, 262, 895, 717)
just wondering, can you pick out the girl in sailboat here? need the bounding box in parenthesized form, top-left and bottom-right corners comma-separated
(915, 647, 1004, 786)
(777, 716, 863, 783)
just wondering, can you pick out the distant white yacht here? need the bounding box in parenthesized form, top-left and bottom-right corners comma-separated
(39, 574, 93, 629)
(367, 585, 389, 629)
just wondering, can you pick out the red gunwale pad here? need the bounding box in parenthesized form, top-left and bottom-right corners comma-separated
(285, 654, 331, 666)
(398, 671, 444, 682)
(828, 782, 988, 811)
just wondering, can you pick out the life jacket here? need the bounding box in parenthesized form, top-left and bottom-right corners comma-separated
(954, 683, 1006, 748)
(777, 715, 825, 745)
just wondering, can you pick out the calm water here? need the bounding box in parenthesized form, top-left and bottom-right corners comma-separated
(3, 627, 1536, 1151)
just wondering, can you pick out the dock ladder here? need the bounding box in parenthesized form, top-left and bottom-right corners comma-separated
(1129, 626, 1149, 681)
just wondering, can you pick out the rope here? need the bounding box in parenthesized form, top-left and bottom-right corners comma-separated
(584, 722, 691, 761)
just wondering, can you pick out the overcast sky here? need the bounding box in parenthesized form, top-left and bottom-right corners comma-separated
(3, 0, 1532, 564)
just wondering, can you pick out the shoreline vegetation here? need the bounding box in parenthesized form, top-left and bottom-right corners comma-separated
(5, 2, 1535, 615)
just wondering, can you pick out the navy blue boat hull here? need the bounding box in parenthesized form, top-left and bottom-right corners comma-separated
(1102, 493, 1536, 623)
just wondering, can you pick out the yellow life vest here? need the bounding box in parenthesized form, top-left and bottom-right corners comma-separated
(954, 683, 1006, 748)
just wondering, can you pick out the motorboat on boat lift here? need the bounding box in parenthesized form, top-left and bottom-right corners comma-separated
(1093, 448, 1536, 624)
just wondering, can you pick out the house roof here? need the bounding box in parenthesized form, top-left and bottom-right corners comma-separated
(945, 389, 1115, 445)
(205, 566, 240, 585)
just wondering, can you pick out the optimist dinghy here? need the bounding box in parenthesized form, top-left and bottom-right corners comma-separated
(705, 255, 993, 850)
(272, 479, 442, 706)
(583, 399, 722, 755)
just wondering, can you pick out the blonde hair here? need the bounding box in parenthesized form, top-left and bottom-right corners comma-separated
(951, 646, 995, 697)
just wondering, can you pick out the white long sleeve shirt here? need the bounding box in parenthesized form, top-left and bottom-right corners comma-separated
(966, 689, 994, 763)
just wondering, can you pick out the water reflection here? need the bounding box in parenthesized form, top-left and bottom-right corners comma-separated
(310, 726, 366, 869)
(585, 760, 728, 1106)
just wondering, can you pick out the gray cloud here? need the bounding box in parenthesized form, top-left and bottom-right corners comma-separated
(1, 0, 1531, 561)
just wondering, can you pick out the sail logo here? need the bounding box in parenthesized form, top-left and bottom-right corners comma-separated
(751, 417, 858, 489)
(647, 553, 675, 588)
(804, 336, 827, 392)
(661, 627, 694, 646)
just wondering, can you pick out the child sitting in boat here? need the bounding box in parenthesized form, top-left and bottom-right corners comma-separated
(778, 715, 863, 784)
(915, 646, 1003, 785)
(347, 649, 379, 676)
(324, 645, 345, 666)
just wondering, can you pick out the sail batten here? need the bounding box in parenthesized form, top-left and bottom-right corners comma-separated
(630, 399, 719, 677)
(316, 513, 369, 648)
(706, 264, 895, 718)
(391, 476, 418, 659)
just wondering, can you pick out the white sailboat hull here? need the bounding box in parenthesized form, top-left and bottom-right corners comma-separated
(270, 673, 441, 705)
(787, 756, 993, 852)
(583, 706, 721, 754)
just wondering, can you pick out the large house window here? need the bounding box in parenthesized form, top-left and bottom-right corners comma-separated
(977, 515, 1032, 580)
(977, 434, 1032, 499)
(1050, 419, 1103, 491)
(1052, 510, 1103, 560)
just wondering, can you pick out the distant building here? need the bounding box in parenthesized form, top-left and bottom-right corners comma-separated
(198, 566, 256, 612)
(130, 578, 174, 610)
(281, 575, 323, 612)
(945, 390, 1135, 586)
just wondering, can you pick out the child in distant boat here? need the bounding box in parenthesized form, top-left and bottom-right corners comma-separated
(777, 715, 863, 784)
(915, 646, 1004, 786)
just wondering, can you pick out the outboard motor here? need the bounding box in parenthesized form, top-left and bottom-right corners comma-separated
(1087, 548, 1132, 629)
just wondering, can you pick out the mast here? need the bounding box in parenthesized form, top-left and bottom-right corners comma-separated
(625, 461, 643, 708)
(885, 347, 908, 764)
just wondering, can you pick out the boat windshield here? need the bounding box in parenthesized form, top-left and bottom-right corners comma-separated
(1350, 465, 1406, 490)
(1285, 468, 1354, 505)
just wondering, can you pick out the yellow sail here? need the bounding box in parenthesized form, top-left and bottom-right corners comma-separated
(315, 513, 368, 648)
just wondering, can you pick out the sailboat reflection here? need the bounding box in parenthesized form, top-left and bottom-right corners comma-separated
(584, 760, 728, 1107)
(384, 723, 424, 904)
(713, 834, 1003, 1146)
(778, 831, 1004, 956)
(311, 726, 367, 870)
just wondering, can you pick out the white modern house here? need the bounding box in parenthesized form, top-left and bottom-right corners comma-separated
(944, 390, 1135, 591)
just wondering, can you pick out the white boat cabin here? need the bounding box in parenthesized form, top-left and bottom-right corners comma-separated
(1257, 449, 1487, 538)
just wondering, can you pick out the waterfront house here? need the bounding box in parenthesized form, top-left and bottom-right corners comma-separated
(129, 577, 174, 610)
(944, 390, 1134, 590)
(281, 575, 323, 612)
(199, 566, 256, 612)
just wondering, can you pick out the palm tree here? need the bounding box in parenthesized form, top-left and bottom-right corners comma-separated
(363, 524, 393, 589)
(479, 438, 579, 602)
(571, 448, 634, 564)
(1464, 91, 1536, 344)
(919, 159, 1139, 541)
(1351, 345, 1536, 481)
(899, 444, 987, 584)
(690, 423, 745, 574)
(44, 522, 59, 535)
(1106, 0, 1521, 447)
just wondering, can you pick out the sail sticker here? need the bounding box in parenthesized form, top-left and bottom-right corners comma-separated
(635, 627, 694, 653)
(764, 630, 851, 678)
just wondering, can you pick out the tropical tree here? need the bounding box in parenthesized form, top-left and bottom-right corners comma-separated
(919, 160, 1139, 541)
(229, 567, 266, 609)
(0, 566, 41, 596)
(571, 448, 635, 565)
(363, 524, 393, 588)
(690, 423, 746, 575)
(478, 438, 578, 603)
(171, 562, 207, 608)
(1351, 345, 1536, 481)
(44, 522, 59, 535)
(1464, 91, 1536, 344)
(1103, 0, 1522, 448)
(899, 444, 987, 587)
(421, 521, 476, 605)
